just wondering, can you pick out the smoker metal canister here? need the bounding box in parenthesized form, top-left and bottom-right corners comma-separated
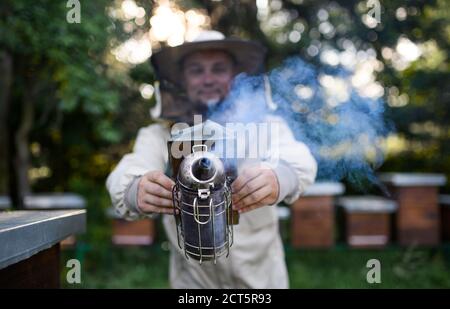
(173, 145, 233, 263)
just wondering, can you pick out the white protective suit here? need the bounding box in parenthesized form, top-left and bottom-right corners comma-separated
(106, 115, 317, 288)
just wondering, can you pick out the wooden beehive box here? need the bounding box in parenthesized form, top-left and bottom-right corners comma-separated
(107, 207, 156, 246)
(379, 173, 446, 246)
(440, 195, 450, 242)
(338, 196, 397, 248)
(291, 182, 344, 248)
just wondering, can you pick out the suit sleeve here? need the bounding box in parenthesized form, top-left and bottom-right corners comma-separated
(267, 116, 317, 205)
(106, 123, 169, 220)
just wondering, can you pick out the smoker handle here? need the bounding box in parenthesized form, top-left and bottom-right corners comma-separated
(192, 144, 207, 153)
(192, 197, 212, 225)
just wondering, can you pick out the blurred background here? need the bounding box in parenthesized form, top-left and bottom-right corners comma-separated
(0, 0, 449, 288)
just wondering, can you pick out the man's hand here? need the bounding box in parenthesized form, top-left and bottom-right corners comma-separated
(137, 171, 176, 215)
(231, 165, 279, 214)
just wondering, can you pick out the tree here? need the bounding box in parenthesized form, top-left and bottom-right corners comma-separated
(0, 0, 127, 207)
(190, 0, 449, 191)
(1, 0, 448, 211)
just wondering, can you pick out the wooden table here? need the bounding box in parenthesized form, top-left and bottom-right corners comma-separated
(0, 210, 86, 288)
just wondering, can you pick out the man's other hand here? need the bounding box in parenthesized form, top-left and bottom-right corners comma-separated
(137, 171, 176, 214)
(231, 164, 279, 214)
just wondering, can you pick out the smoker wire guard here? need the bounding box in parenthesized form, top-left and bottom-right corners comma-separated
(171, 145, 234, 264)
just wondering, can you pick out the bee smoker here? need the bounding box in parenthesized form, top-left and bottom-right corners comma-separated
(172, 144, 234, 264)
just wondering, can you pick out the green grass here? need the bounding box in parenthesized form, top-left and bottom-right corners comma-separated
(63, 185, 450, 288)
(285, 245, 450, 288)
(61, 243, 450, 289)
(62, 244, 170, 288)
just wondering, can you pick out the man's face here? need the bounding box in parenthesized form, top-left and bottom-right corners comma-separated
(182, 50, 235, 106)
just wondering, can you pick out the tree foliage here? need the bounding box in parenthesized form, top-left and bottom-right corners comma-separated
(1, 0, 449, 208)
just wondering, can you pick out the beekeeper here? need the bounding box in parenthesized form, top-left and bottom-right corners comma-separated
(106, 30, 317, 288)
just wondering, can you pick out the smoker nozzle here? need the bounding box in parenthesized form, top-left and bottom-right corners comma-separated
(192, 157, 216, 181)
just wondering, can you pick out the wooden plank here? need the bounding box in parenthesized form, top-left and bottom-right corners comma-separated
(0, 210, 86, 270)
(112, 218, 156, 246)
(0, 245, 60, 288)
(291, 196, 334, 248)
(390, 186, 440, 246)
